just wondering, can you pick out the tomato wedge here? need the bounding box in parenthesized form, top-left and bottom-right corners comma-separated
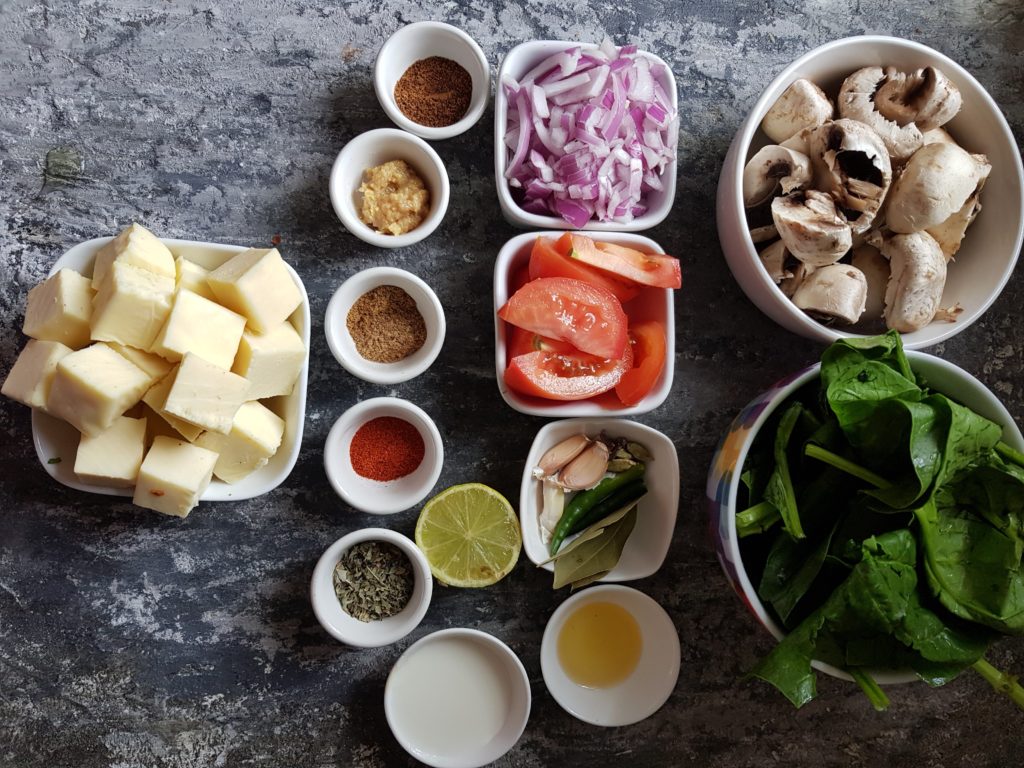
(528, 235, 641, 303)
(506, 326, 577, 360)
(505, 343, 633, 401)
(615, 321, 668, 406)
(568, 233, 682, 289)
(497, 277, 628, 360)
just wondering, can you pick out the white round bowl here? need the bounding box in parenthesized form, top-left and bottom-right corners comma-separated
(329, 128, 450, 248)
(540, 584, 680, 726)
(310, 527, 432, 648)
(325, 266, 446, 384)
(705, 350, 1024, 686)
(385, 628, 531, 768)
(716, 35, 1024, 350)
(324, 397, 444, 515)
(374, 21, 490, 141)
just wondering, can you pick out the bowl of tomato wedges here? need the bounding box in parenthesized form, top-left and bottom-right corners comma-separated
(493, 231, 679, 416)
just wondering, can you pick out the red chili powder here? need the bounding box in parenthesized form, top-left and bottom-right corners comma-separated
(349, 416, 425, 482)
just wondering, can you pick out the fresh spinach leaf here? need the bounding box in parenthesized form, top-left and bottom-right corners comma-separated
(764, 402, 806, 540)
(819, 330, 914, 393)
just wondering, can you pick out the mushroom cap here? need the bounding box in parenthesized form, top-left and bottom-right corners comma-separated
(771, 189, 853, 267)
(808, 119, 893, 236)
(850, 244, 889, 320)
(780, 261, 814, 298)
(792, 263, 868, 325)
(886, 142, 991, 233)
(742, 145, 813, 207)
(838, 66, 924, 161)
(761, 78, 835, 144)
(922, 126, 957, 147)
(879, 231, 948, 333)
(874, 66, 962, 132)
(758, 239, 793, 283)
(749, 223, 779, 244)
(926, 192, 983, 260)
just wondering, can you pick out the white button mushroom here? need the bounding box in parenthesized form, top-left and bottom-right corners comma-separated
(758, 239, 793, 283)
(850, 244, 890, 321)
(742, 145, 813, 207)
(761, 78, 835, 143)
(885, 142, 991, 234)
(877, 231, 948, 333)
(781, 262, 814, 298)
(926, 191, 984, 260)
(749, 223, 779, 244)
(873, 66, 962, 131)
(771, 190, 852, 267)
(791, 263, 868, 325)
(838, 67, 924, 162)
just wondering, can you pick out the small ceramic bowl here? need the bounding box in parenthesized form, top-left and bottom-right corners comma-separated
(310, 527, 432, 648)
(494, 40, 678, 231)
(540, 584, 680, 726)
(325, 266, 446, 384)
(520, 418, 679, 582)
(374, 21, 490, 141)
(493, 231, 675, 417)
(706, 350, 1024, 685)
(385, 628, 531, 768)
(716, 35, 1024, 349)
(329, 128, 450, 248)
(324, 397, 444, 515)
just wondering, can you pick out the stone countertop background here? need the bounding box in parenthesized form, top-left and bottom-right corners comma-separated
(1, 1, 1023, 766)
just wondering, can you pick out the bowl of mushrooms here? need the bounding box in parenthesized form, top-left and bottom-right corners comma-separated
(717, 35, 1024, 349)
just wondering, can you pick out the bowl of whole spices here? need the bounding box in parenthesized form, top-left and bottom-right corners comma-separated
(324, 396, 444, 515)
(374, 21, 490, 140)
(311, 527, 433, 648)
(325, 266, 446, 384)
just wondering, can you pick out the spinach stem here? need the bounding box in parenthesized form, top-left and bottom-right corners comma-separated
(849, 668, 890, 711)
(995, 442, 1024, 470)
(736, 501, 780, 538)
(972, 658, 1024, 711)
(804, 444, 890, 489)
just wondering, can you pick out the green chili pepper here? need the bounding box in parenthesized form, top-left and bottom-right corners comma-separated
(549, 463, 645, 555)
(567, 479, 647, 537)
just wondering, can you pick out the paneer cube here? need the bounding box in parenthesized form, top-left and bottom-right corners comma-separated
(90, 261, 175, 350)
(231, 322, 305, 399)
(207, 248, 302, 333)
(46, 343, 153, 437)
(141, 373, 203, 442)
(150, 290, 246, 369)
(133, 435, 218, 517)
(163, 353, 250, 434)
(194, 401, 285, 483)
(23, 268, 95, 349)
(175, 256, 216, 301)
(108, 343, 173, 380)
(74, 415, 147, 487)
(91, 223, 175, 290)
(1, 339, 73, 411)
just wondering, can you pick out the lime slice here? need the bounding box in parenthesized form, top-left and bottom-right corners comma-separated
(415, 483, 522, 588)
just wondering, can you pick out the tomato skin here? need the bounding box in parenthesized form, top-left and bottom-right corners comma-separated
(615, 321, 668, 406)
(504, 343, 633, 401)
(528, 236, 641, 303)
(568, 233, 682, 289)
(497, 277, 628, 360)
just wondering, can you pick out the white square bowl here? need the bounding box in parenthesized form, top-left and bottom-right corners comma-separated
(30, 237, 310, 502)
(493, 231, 675, 417)
(520, 418, 680, 582)
(494, 40, 678, 231)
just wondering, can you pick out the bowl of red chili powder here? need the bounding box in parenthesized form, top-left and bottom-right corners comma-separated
(324, 397, 444, 515)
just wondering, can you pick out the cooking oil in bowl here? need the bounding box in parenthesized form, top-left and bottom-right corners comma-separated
(557, 601, 642, 688)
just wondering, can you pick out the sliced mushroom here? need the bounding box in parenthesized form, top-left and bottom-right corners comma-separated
(838, 67, 924, 161)
(781, 261, 814, 298)
(742, 145, 813, 207)
(761, 79, 835, 143)
(771, 190, 852, 267)
(749, 223, 779, 244)
(926, 191, 983, 261)
(922, 126, 956, 147)
(886, 142, 991, 233)
(792, 263, 868, 325)
(878, 231, 948, 332)
(874, 66, 962, 131)
(850, 244, 889, 320)
(780, 126, 814, 156)
(807, 119, 893, 236)
(758, 240, 793, 283)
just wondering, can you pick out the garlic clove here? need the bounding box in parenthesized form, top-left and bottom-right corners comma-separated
(537, 434, 590, 476)
(558, 440, 610, 490)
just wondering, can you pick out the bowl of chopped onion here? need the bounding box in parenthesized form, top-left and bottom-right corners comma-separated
(495, 39, 679, 232)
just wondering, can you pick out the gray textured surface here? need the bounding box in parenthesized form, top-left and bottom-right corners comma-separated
(2, 1, 1024, 766)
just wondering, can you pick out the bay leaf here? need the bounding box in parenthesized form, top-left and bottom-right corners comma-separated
(552, 505, 637, 589)
(570, 570, 611, 591)
(539, 501, 637, 567)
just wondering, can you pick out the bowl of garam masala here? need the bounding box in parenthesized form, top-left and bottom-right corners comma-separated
(311, 527, 433, 648)
(329, 128, 450, 248)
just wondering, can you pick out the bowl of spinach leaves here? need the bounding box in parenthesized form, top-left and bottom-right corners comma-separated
(707, 331, 1024, 711)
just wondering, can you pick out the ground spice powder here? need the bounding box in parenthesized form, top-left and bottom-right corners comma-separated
(350, 416, 425, 482)
(393, 56, 472, 128)
(346, 284, 427, 363)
